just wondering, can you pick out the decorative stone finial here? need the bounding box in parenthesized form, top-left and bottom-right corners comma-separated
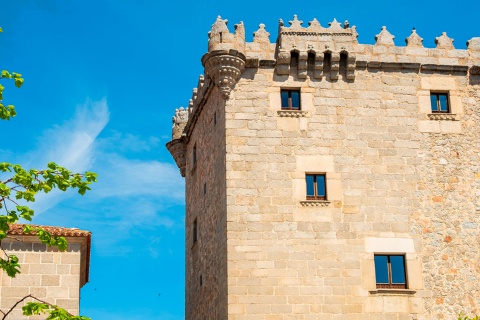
(209, 16, 229, 36)
(435, 32, 454, 49)
(234, 21, 245, 42)
(467, 37, 480, 50)
(328, 18, 343, 32)
(172, 107, 189, 140)
(197, 75, 205, 91)
(253, 24, 270, 43)
(288, 15, 303, 31)
(405, 28, 424, 47)
(375, 26, 395, 46)
(306, 18, 322, 32)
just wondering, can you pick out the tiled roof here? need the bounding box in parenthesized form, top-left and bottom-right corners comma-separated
(8, 224, 91, 237)
(7, 223, 92, 285)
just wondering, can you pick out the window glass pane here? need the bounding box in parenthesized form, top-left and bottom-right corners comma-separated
(390, 256, 406, 284)
(316, 175, 325, 197)
(291, 91, 300, 109)
(430, 94, 438, 112)
(281, 91, 289, 108)
(374, 255, 389, 284)
(306, 175, 315, 196)
(439, 94, 448, 112)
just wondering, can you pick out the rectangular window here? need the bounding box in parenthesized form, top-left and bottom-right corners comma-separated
(193, 144, 197, 166)
(430, 93, 449, 113)
(193, 218, 198, 244)
(281, 89, 301, 110)
(374, 255, 406, 289)
(306, 174, 326, 200)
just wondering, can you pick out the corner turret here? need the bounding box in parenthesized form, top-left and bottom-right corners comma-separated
(202, 16, 246, 100)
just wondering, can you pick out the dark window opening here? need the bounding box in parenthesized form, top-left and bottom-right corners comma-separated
(306, 174, 326, 200)
(430, 93, 450, 113)
(193, 145, 197, 166)
(374, 255, 407, 289)
(323, 52, 332, 74)
(200, 275, 203, 286)
(214, 112, 217, 126)
(193, 218, 198, 244)
(281, 89, 301, 110)
(203, 183, 207, 195)
(307, 52, 315, 73)
(339, 52, 348, 78)
(290, 51, 299, 69)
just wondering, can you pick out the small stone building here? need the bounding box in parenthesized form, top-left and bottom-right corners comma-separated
(0, 224, 91, 319)
(167, 15, 480, 319)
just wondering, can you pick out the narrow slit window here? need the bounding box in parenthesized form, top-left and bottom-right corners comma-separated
(281, 89, 301, 110)
(430, 93, 450, 113)
(193, 144, 197, 166)
(193, 218, 198, 244)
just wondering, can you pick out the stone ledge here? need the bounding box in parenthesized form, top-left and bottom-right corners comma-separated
(300, 200, 331, 207)
(277, 110, 309, 118)
(369, 289, 417, 295)
(427, 113, 457, 121)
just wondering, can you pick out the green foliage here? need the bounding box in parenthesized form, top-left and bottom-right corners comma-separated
(23, 302, 90, 320)
(0, 70, 23, 120)
(458, 314, 480, 320)
(0, 254, 20, 277)
(0, 25, 93, 320)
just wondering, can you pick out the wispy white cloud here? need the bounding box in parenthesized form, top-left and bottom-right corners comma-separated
(29, 99, 110, 215)
(12, 97, 186, 258)
(92, 152, 183, 200)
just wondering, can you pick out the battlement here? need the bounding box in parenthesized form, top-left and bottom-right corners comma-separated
(167, 16, 480, 177)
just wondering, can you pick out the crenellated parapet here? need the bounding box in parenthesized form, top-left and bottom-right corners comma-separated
(166, 74, 209, 177)
(276, 16, 358, 80)
(207, 16, 245, 54)
(167, 16, 480, 177)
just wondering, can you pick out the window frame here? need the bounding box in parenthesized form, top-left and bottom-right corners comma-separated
(430, 92, 450, 113)
(305, 173, 327, 201)
(374, 254, 407, 289)
(281, 89, 301, 110)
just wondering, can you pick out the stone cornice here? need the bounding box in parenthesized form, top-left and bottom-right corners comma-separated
(427, 113, 458, 121)
(277, 110, 309, 118)
(300, 200, 331, 207)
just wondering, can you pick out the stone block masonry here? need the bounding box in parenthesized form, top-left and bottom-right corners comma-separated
(0, 225, 91, 319)
(167, 15, 480, 320)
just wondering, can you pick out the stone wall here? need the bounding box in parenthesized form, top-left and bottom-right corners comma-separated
(184, 84, 228, 320)
(167, 16, 480, 320)
(0, 236, 88, 319)
(221, 58, 480, 320)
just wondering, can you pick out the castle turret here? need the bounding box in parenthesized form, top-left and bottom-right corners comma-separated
(201, 16, 246, 100)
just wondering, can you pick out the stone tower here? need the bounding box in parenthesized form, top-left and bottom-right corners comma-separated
(167, 15, 480, 319)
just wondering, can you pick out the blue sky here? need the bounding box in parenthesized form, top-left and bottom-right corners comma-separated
(0, 0, 479, 319)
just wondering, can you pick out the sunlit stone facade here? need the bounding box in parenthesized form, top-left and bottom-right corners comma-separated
(167, 15, 480, 319)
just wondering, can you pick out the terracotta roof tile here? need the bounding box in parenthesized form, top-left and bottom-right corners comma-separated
(8, 224, 91, 237)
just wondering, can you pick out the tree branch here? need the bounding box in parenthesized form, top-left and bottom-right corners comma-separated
(1, 294, 32, 320)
